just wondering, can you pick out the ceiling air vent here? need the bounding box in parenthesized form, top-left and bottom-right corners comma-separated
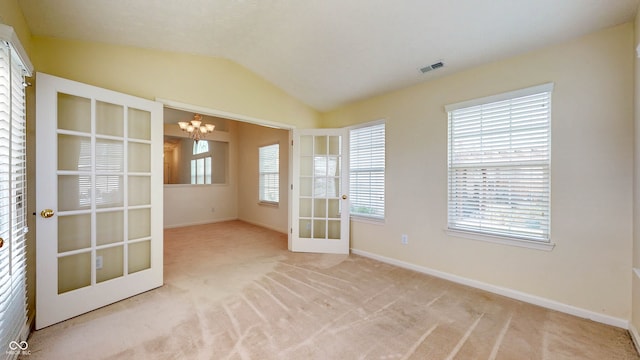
(420, 61, 444, 74)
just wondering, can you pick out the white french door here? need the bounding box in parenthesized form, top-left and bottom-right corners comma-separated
(35, 73, 163, 329)
(291, 129, 350, 254)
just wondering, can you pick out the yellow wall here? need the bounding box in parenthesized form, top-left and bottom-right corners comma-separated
(31, 36, 320, 129)
(323, 23, 635, 321)
(237, 122, 290, 233)
(0, 0, 32, 55)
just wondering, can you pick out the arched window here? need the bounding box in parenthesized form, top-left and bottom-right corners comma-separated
(193, 140, 209, 155)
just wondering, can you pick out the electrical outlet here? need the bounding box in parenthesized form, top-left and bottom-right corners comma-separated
(96, 255, 103, 270)
(401, 234, 408, 245)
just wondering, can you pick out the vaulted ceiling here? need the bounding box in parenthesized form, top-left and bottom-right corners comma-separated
(18, 0, 639, 111)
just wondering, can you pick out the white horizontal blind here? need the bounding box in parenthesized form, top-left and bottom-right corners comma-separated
(349, 123, 385, 219)
(0, 37, 29, 359)
(259, 144, 279, 203)
(447, 85, 551, 242)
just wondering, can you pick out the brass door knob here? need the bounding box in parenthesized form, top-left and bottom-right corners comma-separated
(342, 195, 348, 200)
(40, 209, 55, 218)
(0, 237, 4, 248)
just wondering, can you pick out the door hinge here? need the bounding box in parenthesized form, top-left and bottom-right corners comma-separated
(291, 184, 293, 190)
(290, 228, 293, 234)
(291, 140, 294, 146)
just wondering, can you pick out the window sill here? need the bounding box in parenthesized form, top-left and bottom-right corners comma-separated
(445, 229, 555, 251)
(350, 215, 385, 225)
(258, 201, 279, 208)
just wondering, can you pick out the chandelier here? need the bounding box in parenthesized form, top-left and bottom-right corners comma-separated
(177, 114, 215, 142)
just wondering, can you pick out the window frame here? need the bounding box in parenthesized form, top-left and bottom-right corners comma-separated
(348, 119, 386, 221)
(190, 140, 212, 185)
(258, 143, 280, 205)
(445, 83, 554, 251)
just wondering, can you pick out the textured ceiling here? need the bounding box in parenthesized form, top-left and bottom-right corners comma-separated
(17, 0, 640, 111)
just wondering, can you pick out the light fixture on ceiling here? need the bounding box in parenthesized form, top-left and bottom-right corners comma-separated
(178, 114, 215, 142)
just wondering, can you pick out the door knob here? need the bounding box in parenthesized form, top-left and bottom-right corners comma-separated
(40, 209, 55, 218)
(342, 195, 348, 200)
(0, 237, 3, 248)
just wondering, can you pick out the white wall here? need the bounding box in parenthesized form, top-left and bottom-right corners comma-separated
(323, 23, 635, 322)
(237, 122, 290, 233)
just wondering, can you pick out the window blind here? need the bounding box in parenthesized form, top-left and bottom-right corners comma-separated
(447, 85, 551, 242)
(0, 25, 31, 359)
(259, 144, 279, 203)
(349, 122, 385, 219)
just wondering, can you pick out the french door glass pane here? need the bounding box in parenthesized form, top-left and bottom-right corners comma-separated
(314, 199, 326, 217)
(96, 101, 124, 137)
(300, 177, 312, 196)
(300, 135, 313, 155)
(96, 139, 124, 172)
(95, 175, 123, 208)
(128, 208, 151, 240)
(298, 134, 343, 240)
(58, 214, 91, 252)
(96, 246, 124, 283)
(299, 198, 311, 217)
(328, 221, 340, 240)
(128, 240, 151, 274)
(128, 142, 150, 172)
(328, 199, 340, 218)
(58, 252, 91, 294)
(128, 176, 150, 206)
(313, 220, 326, 238)
(96, 211, 124, 246)
(57, 93, 90, 133)
(57, 134, 91, 171)
(58, 175, 91, 211)
(128, 108, 151, 140)
(314, 136, 327, 154)
(299, 219, 311, 238)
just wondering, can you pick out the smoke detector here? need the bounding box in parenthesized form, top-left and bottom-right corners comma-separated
(420, 61, 444, 73)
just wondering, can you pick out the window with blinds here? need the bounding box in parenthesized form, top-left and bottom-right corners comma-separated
(259, 144, 279, 203)
(0, 24, 32, 359)
(349, 122, 385, 219)
(446, 83, 552, 242)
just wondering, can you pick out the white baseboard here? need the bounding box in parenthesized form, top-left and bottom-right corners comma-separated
(238, 218, 287, 235)
(351, 248, 629, 329)
(630, 323, 640, 355)
(163, 217, 238, 229)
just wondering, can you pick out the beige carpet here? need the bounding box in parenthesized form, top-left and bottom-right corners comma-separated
(24, 221, 639, 359)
